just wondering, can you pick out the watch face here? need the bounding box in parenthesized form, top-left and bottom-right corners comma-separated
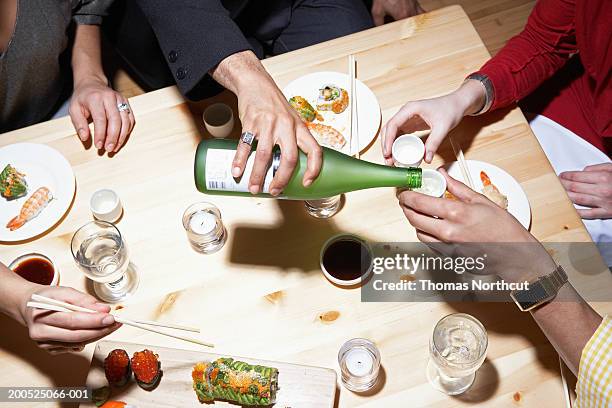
(512, 284, 552, 312)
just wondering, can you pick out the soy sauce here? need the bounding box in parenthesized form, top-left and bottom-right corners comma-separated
(322, 238, 372, 281)
(13, 257, 54, 285)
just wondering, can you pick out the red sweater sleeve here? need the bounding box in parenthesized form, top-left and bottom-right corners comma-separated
(477, 0, 578, 111)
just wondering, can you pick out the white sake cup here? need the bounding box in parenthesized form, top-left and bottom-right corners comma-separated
(415, 169, 448, 197)
(392, 134, 426, 168)
(203, 103, 234, 139)
(90, 189, 123, 223)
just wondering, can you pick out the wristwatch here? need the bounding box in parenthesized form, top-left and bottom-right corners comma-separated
(465, 73, 494, 115)
(510, 265, 568, 311)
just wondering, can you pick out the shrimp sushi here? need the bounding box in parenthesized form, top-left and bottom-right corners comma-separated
(104, 349, 132, 387)
(306, 122, 347, 149)
(131, 349, 162, 390)
(6, 187, 53, 231)
(480, 171, 508, 209)
(316, 84, 349, 114)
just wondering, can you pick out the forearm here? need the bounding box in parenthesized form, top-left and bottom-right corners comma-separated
(530, 284, 601, 375)
(502, 252, 601, 376)
(0, 263, 38, 326)
(210, 50, 275, 98)
(71, 24, 107, 88)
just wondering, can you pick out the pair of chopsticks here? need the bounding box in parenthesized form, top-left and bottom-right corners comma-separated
(449, 135, 475, 190)
(348, 55, 359, 159)
(27, 294, 214, 348)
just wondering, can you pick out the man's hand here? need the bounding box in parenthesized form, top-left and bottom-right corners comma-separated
(70, 77, 135, 153)
(372, 0, 424, 26)
(211, 51, 322, 196)
(20, 286, 120, 354)
(559, 162, 612, 219)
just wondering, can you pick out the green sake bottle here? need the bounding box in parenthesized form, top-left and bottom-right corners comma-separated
(194, 139, 422, 199)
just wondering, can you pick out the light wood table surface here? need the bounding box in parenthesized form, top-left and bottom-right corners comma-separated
(1, 6, 610, 407)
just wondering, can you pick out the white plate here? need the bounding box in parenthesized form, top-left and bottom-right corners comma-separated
(283, 71, 381, 155)
(446, 160, 531, 229)
(0, 143, 75, 242)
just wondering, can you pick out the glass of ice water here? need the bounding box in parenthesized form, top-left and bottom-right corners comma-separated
(427, 313, 488, 395)
(71, 221, 139, 303)
(304, 195, 342, 219)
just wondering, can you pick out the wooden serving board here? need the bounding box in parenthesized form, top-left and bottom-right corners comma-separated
(82, 341, 337, 408)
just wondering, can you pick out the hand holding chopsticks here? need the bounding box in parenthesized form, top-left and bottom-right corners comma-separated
(27, 293, 213, 348)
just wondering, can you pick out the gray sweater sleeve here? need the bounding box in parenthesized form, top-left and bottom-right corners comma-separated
(72, 0, 114, 25)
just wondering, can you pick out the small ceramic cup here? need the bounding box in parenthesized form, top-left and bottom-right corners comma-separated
(415, 169, 448, 197)
(90, 189, 123, 223)
(320, 234, 374, 287)
(203, 103, 234, 139)
(9, 253, 60, 286)
(392, 134, 425, 168)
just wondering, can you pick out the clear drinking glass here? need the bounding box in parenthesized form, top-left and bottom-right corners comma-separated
(304, 195, 342, 219)
(427, 313, 488, 395)
(71, 221, 139, 303)
(338, 338, 381, 392)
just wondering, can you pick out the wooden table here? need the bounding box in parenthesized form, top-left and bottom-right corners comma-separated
(1, 6, 610, 407)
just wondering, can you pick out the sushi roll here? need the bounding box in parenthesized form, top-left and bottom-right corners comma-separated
(131, 349, 162, 390)
(0, 164, 28, 200)
(100, 402, 137, 408)
(289, 96, 323, 122)
(192, 358, 278, 406)
(316, 84, 349, 114)
(104, 349, 132, 387)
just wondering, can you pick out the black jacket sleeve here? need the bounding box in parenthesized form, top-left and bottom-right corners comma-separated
(134, 0, 254, 97)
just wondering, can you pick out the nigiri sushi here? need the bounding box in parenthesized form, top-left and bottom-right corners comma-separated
(305, 122, 347, 149)
(6, 187, 53, 231)
(104, 349, 132, 387)
(131, 349, 162, 390)
(0, 164, 28, 200)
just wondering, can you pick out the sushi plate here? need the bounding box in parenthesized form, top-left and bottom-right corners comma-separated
(283, 71, 382, 155)
(446, 160, 532, 229)
(82, 340, 337, 408)
(0, 143, 75, 242)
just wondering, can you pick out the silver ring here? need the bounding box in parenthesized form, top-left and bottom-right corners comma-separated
(117, 102, 130, 114)
(240, 131, 255, 146)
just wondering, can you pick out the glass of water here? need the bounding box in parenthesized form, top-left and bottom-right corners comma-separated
(427, 313, 488, 395)
(304, 195, 342, 219)
(71, 221, 139, 303)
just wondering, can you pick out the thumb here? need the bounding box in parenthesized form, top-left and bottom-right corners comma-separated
(439, 168, 480, 202)
(372, 4, 385, 26)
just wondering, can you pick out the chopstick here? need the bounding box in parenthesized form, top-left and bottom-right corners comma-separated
(449, 135, 475, 190)
(32, 294, 199, 332)
(348, 54, 359, 158)
(559, 357, 573, 408)
(28, 294, 213, 348)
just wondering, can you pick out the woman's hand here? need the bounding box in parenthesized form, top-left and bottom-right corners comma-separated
(381, 79, 486, 164)
(398, 169, 555, 282)
(20, 285, 120, 354)
(69, 77, 135, 153)
(559, 162, 612, 219)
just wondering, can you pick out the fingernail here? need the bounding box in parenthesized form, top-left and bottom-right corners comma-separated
(107, 143, 114, 150)
(96, 142, 103, 149)
(77, 128, 87, 140)
(102, 315, 115, 325)
(249, 185, 259, 195)
(303, 179, 312, 187)
(270, 188, 280, 196)
(232, 167, 241, 177)
(426, 152, 433, 162)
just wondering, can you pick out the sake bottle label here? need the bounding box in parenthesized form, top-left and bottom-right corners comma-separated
(205, 149, 280, 193)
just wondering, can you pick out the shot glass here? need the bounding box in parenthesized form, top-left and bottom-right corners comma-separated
(203, 103, 234, 139)
(304, 195, 342, 219)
